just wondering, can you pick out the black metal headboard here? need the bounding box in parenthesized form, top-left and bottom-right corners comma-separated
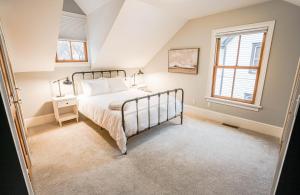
(72, 70, 127, 95)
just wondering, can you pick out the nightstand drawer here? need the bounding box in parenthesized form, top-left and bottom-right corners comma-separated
(57, 99, 77, 108)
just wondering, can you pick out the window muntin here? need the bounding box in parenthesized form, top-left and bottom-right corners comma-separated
(56, 40, 72, 61)
(212, 31, 266, 104)
(56, 40, 87, 62)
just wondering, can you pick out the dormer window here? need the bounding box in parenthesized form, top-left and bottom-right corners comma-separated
(56, 40, 88, 62)
(56, 11, 87, 63)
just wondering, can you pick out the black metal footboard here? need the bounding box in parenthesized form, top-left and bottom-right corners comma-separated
(121, 88, 184, 152)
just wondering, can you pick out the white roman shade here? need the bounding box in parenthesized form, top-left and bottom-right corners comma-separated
(59, 12, 87, 41)
(215, 26, 268, 38)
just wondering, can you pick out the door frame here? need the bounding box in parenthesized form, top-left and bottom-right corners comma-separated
(0, 71, 34, 194)
(271, 57, 300, 194)
(0, 22, 32, 175)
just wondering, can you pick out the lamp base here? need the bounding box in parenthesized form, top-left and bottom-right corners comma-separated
(56, 94, 65, 98)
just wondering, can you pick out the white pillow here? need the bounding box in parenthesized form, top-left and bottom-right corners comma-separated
(81, 79, 110, 96)
(107, 77, 129, 93)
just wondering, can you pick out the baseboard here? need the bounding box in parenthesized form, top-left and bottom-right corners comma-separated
(184, 104, 283, 140)
(24, 113, 55, 128)
(24, 106, 283, 139)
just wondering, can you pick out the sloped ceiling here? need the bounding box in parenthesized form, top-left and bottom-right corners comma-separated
(139, 0, 272, 19)
(92, 0, 186, 69)
(74, 0, 112, 14)
(87, 0, 125, 66)
(0, 0, 277, 72)
(63, 0, 85, 15)
(284, 0, 300, 6)
(77, 0, 273, 69)
(0, 0, 63, 72)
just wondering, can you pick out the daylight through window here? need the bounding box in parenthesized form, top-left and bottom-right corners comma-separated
(56, 40, 88, 62)
(212, 31, 266, 104)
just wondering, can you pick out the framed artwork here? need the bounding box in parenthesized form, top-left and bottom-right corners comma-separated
(168, 48, 199, 74)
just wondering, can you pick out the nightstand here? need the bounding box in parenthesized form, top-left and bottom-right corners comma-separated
(52, 95, 78, 127)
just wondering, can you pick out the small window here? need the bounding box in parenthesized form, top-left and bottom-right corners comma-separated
(56, 40, 88, 62)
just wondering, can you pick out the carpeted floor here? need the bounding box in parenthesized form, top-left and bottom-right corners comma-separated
(28, 116, 279, 195)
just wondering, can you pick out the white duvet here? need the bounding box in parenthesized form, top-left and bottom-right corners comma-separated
(78, 89, 182, 153)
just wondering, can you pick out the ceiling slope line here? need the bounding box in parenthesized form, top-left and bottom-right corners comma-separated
(92, 0, 187, 69)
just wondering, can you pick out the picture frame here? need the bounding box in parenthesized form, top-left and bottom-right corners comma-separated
(168, 48, 199, 74)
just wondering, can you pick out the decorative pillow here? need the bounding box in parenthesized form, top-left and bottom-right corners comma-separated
(107, 77, 129, 93)
(81, 79, 110, 96)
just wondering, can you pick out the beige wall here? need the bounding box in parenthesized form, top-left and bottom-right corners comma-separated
(15, 66, 90, 118)
(144, 1, 300, 127)
(15, 66, 138, 118)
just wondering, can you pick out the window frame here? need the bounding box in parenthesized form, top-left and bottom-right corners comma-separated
(56, 39, 88, 63)
(206, 21, 275, 111)
(212, 32, 266, 104)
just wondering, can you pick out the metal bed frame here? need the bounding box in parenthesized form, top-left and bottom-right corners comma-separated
(72, 70, 127, 94)
(72, 70, 184, 154)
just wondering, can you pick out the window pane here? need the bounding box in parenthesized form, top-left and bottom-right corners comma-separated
(238, 32, 264, 66)
(218, 35, 239, 66)
(232, 69, 257, 101)
(214, 68, 234, 97)
(57, 40, 71, 61)
(71, 41, 86, 61)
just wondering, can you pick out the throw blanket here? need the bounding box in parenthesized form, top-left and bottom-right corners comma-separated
(109, 101, 127, 111)
(78, 89, 183, 153)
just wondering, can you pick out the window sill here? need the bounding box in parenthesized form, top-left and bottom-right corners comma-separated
(55, 62, 90, 68)
(205, 97, 262, 111)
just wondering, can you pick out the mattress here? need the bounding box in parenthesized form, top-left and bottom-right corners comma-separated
(78, 88, 182, 153)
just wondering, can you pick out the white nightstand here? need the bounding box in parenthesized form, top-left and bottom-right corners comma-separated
(52, 95, 79, 127)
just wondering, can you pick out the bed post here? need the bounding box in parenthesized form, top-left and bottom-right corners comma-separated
(72, 73, 76, 95)
(180, 112, 183, 125)
(180, 88, 184, 125)
(120, 88, 184, 154)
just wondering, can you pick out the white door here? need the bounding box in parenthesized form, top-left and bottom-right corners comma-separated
(271, 58, 300, 194)
(281, 60, 300, 147)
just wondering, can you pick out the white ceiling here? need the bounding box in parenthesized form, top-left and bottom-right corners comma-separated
(284, 0, 300, 6)
(79, 0, 277, 69)
(75, 0, 272, 18)
(139, 0, 272, 19)
(94, 0, 186, 68)
(74, 0, 112, 14)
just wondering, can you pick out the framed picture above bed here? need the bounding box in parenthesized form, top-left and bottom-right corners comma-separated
(168, 48, 199, 74)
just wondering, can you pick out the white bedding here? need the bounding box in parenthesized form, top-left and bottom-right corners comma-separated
(78, 88, 182, 153)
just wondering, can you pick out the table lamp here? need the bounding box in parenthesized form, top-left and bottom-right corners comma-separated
(52, 77, 73, 97)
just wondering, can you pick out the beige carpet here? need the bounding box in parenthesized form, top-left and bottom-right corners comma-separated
(28, 117, 279, 195)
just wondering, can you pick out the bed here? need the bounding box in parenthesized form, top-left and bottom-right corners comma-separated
(72, 70, 184, 154)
